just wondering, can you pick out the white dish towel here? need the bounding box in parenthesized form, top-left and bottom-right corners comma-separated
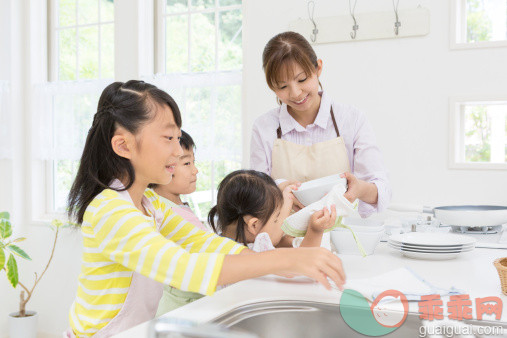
(282, 183, 356, 238)
(342, 267, 464, 303)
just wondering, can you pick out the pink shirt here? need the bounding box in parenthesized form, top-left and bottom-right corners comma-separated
(250, 91, 391, 217)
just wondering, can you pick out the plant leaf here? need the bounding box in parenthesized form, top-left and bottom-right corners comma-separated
(0, 212, 9, 220)
(0, 248, 5, 271)
(6, 254, 18, 288)
(0, 219, 12, 239)
(11, 237, 26, 243)
(8, 244, 31, 260)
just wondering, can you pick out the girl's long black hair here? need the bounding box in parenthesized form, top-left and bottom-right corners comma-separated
(208, 170, 283, 245)
(67, 80, 182, 225)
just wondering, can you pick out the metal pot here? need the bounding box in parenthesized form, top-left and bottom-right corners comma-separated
(389, 204, 507, 227)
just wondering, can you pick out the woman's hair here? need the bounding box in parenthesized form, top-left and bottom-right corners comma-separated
(262, 31, 321, 92)
(68, 80, 182, 225)
(208, 170, 283, 245)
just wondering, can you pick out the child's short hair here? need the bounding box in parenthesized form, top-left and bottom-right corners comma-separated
(208, 170, 283, 245)
(179, 130, 195, 151)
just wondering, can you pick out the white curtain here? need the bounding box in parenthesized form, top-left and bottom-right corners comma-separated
(0, 81, 10, 159)
(31, 80, 112, 160)
(148, 72, 242, 164)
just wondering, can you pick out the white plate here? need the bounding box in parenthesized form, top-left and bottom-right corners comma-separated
(388, 245, 474, 253)
(388, 243, 474, 254)
(399, 250, 461, 260)
(387, 240, 475, 251)
(389, 233, 476, 247)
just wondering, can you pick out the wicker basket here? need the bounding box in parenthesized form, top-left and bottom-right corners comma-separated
(494, 258, 507, 296)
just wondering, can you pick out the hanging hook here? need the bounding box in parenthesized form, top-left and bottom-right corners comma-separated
(393, 0, 401, 35)
(307, 1, 318, 43)
(349, 0, 359, 39)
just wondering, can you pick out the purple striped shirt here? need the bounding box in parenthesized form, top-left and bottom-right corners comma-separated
(250, 91, 391, 217)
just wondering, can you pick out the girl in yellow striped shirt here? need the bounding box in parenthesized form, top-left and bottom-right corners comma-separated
(67, 80, 346, 337)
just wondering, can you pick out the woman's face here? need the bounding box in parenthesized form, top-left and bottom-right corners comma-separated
(272, 60, 323, 116)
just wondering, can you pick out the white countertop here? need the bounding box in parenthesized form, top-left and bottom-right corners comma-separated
(115, 244, 507, 337)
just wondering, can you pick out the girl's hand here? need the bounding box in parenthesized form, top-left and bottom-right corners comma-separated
(278, 180, 304, 211)
(283, 247, 346, 290)
(340, 172, 379, 205)
(309, 205, 337, 233)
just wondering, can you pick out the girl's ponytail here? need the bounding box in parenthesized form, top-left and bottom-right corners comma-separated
(207, 205, 219, 233)
(68, 80, 182, 225)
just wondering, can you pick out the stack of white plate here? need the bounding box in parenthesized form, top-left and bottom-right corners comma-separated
(388, 233, 476, 260)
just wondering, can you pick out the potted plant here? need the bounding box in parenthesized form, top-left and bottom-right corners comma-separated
(0, 211, 69, 338)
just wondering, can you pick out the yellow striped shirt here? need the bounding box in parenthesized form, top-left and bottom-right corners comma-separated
(69, 187, 244, 336)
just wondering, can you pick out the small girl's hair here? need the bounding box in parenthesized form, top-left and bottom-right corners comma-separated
(208, 170, 283, 245)
(68, 80, 182, 225)
(262, 31, 321, 92)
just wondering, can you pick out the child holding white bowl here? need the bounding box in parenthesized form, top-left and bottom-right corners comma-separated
(209, 169, 337, 250)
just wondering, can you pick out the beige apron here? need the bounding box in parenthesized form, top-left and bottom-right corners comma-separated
(271, 106, 351, 251)
(271, 105, 351, 183)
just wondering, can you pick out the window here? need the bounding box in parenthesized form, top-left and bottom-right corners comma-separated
(0, 81, 10, 160)
(52, 0, 114, 81)
(451, 0, 507, 49)
(153, 0, 242, 219)
(450, 98, 507, 169)
(34, 0, 114, 216)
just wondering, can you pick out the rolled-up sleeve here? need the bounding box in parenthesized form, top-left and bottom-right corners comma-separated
(351, 110, 392, 217)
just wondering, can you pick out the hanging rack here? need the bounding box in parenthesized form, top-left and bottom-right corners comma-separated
(289, 3, 429, 44)
(393, 0, 401, 35)
(307, 1, 319, 42)
(349, 0, 359, 39)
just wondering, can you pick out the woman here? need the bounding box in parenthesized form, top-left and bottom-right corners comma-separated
(250, 31, 391, 220)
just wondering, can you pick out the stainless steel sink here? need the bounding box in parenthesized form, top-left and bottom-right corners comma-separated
(211, 300, 421, 337)
(149, 300, 507, 337)
(211, 300, 507, 338)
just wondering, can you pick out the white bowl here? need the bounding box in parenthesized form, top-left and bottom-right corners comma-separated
(293, 174, 347, 207)
(331, 220, 384, 256)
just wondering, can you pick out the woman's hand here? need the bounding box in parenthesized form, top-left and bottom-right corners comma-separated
(278, 180, 304, 211)
(340, 172, 378, 205)
(309, 205, 337, 233)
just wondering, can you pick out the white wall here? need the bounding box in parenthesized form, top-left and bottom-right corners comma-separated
(242, 0, 507, 207)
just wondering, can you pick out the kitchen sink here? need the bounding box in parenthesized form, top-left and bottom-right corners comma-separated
(210, 300, 507, 338)
(149, 300, 507, 337)
(211, 300, 421, 337)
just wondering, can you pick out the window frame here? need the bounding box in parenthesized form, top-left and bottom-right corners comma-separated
(449, 95, 507, 170)
(450, 0, 507, 50)
(35, 0, 116, 221)
(155, 0, 242, 74)
(153, 0, 243, 212)
(48, 0, 115, 82)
